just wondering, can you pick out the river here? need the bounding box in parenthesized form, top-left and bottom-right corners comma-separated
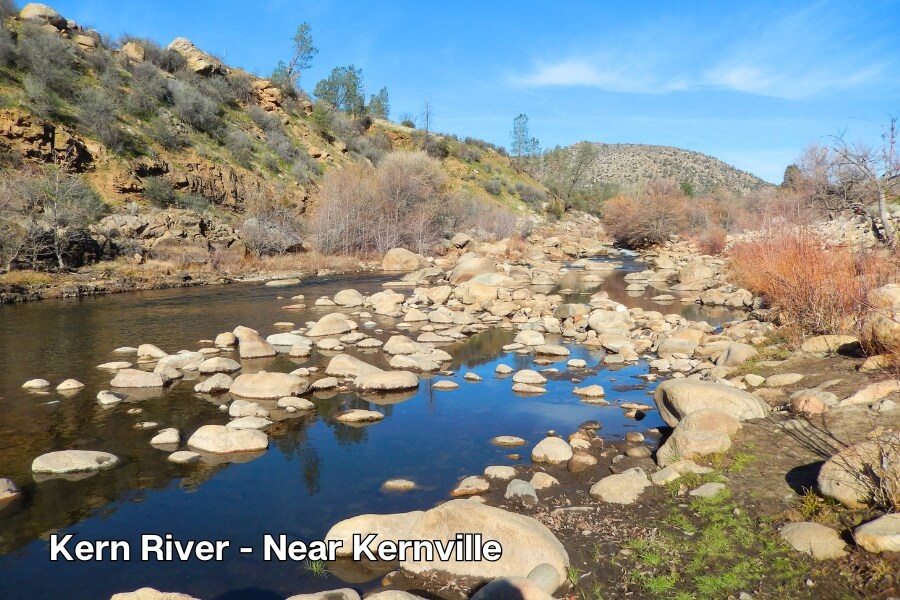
(0, 259, 740, 600)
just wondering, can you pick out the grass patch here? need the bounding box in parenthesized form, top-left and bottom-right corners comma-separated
(0, 270, 54, 287)
(624, 490, 809, 599)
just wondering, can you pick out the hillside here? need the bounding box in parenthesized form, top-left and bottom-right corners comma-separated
(0, 3, 550, 273)
(578, 142, 769, 195)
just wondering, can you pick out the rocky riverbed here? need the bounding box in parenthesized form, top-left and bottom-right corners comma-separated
(2, 223, 899, 599)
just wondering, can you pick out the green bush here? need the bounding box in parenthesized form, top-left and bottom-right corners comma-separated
(17, 25, 80, 111)
(143, 177, 178, 207)
(169, 80, 223, 136)
(484, 179, 502, 195)
(127, 61, 170, 116)
(77, 87, 131, 153)
(225, 127, 253, 167)
(148, 118, 186, 151)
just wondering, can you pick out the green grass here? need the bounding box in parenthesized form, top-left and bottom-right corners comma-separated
(303, 559, 328, 578)
(625, 487, 808, 599)
(567, 564, 582, 586)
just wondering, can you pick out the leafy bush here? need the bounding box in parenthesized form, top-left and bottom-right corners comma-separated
(127, 60, 170, 115)
(225, 128, 254, 167)
(483, 179, 502, 195)
(77, 87, 132, 153)
(17, 25, 80, 113)
(514, 183, 546, 208)
(148, 118, 187, 151)
(169, 80, 223, 136)
(0, 20, 16, 67)
(601, 187, 690, 248)
(143, 176, 178, 207)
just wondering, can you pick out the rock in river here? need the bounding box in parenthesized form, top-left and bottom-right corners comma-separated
(355, 370, 419, 392)
(32, 450, 119, 475)
(110, 369, 165, 388)
(232, 325, 276, 359)
(187, 425, 268, 454)
(229, 371, 308, 399)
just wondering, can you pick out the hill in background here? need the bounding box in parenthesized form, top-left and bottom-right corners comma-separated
(579, 142, 769, 195)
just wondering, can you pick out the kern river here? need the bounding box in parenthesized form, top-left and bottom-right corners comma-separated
(0, 258, 741, 600)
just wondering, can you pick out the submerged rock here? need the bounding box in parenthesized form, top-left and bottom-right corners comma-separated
(32, 450, 119, 475)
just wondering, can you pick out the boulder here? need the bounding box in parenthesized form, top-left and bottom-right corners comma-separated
(20, 4, 67, 29)
(334, 409, 384, 424)
(653, 379, 768, 427)
(187, 425, 268, 454)
(470, 577, 553, 600)
(800, 335, 860, 354)
(817, 434, 900, 508)
(198, 357, 241, 374)
(232, 326, 276, 359)
(56, 379, 85, 391)
(285, 591, 359, 600)
(450, 476, 490, 497)
(21, 378, 50, 389)
(324, 500, 568, 581)
(853, 514, 900, 553)
(450, 256, 496, 284)
(505, 479, 539, 504)
(715, 343, 758, 367)
(512, 370, 547, 385)
(229, 371, 308, 399)
(657, 428, 732, 466)
(780, 522, 848, 559)
(355, 371, 419, 392)
(193, 373, 232, 394)
(589, 468, 650, 504)
(110, 589, 199, 600)
(167, 37, 223, 75)
(382, 248, 429, 271)
(531, 437, 573, 464)
(150, 428, 180, 446)
(308, 313, 353, 337)
(110, 369, 165, 388)
(334, 289, 365, 307)
(325, 354, 383, 378)
(32, 450, 119, 475)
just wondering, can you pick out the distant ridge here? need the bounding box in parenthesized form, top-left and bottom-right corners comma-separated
(580, 142, 770, 195)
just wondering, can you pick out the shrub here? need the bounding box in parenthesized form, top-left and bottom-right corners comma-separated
(17, 25, 80, 101)
(0, 20, 16, 67)
(515, 183, 546, 208)
(225, 128, 253, 167)
(728, 230, 883, 340)
(291, 152, 322, 184)
(424, 136, 450, 159)
(309, 151, 447, 255)
(241, 188, 304, 256)
(143, 176, 178, 207)
(127, 60, 170, 115)
(77, 87, 131, 152)
(132, 38, 187, 73)
(457, 148, 481, 163)
(228, 72, 256, 104)
(601, 194, 689, 248)
(148, 118, 186, 151)
(484, 179, 502, 195)
(169, 80, 223, 136)
(249, 105, 281, 133)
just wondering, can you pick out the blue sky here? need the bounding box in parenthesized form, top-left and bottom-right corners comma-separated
(49, 0, 899, 182)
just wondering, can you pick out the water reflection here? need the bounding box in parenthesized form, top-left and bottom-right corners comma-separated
(0, 264, 744, 599)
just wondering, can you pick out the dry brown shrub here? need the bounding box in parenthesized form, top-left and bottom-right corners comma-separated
(601, 192, 690, 248)
(728, 228, 895, 342)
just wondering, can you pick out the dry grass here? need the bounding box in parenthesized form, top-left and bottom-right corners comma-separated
(236, 252, 370, 274)
(0, 269, 53, 286)
(728, 229, 897, 344)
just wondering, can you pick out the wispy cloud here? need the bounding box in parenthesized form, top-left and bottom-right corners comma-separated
(511, 3, 892, 100)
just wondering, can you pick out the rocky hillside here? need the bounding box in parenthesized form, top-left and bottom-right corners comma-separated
(0, 2, 548, 270)
(578, 142, 769, 195)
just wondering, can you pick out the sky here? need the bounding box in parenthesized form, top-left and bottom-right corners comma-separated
(48, 0, 900, 183)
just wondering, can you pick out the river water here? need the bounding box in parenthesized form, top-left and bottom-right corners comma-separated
(0, 260, 740, 600)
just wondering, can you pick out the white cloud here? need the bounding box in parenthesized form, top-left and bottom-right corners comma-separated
(511, 4, 892, 100)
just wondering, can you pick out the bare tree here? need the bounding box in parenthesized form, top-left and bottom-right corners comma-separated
(799, 120, 900, 246)
(831, 119, 900, 247)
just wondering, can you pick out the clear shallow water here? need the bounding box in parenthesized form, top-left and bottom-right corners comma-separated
(0, 263, 741, 600)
